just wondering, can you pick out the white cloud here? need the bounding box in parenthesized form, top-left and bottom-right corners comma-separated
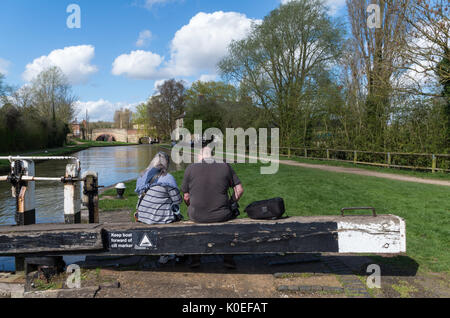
(74, 99, 142, 122)
(112, 50, 164, 79)
(112, 11, 258, 81)
(166, 11, 258, 77)
(0, 58, 11, 75)
(136, 30, 152, 47)
(199, 74, 218, 82)
(22, 45, 98, 85)
(281, 0, 346, 16)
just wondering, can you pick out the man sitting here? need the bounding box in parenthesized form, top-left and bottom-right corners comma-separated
(181, 145, 244, 269)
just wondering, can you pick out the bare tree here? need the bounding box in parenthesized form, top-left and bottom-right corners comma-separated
(346, 0, 411, 150)
(31, 66, 77, 124)
(401, 0, 449, 95)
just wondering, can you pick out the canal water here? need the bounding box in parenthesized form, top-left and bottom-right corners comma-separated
(0, 144, 183, 272)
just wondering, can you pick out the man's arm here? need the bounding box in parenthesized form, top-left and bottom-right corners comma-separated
(184, 193, 190, 206)
(181, 167, 190, 206)
(233, 184, 244, 202)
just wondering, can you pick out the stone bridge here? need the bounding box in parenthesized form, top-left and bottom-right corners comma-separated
(91, 129, 150, 144)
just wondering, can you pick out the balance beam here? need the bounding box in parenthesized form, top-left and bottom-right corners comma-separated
(0, 215, 406, 256)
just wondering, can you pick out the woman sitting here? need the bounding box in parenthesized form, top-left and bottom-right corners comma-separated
(134, 152, 183, 224)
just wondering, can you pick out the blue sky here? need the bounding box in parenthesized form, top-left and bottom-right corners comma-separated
(0, 0, 347, 122)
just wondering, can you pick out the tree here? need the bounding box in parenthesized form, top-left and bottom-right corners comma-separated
(219, 0, 344, 148)
(0, 73, 6, 97)
(436, 50, 450, 151)
(133, 102, 155, 137)
(185, 81, 239, 105)
(30, 67, 76, 147)
(184, 98, 225, 133)
(148, 79, 186, 140)
(403, 0, 449, 151)
(402, 0, 449, 95)
(31, 67, 76, 123)
(346, 0, 411, 150)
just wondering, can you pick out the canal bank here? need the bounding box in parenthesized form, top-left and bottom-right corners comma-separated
(0, 143, 175, 272)
(0, 141, 141, 175)
(0, 143, 176, 225)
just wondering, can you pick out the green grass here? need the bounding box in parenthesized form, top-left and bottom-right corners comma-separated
(391, 281, 419, 298)
(100, 162, 450, 273)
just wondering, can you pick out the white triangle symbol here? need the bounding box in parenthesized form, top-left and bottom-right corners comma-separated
(139, 234, 153, 247)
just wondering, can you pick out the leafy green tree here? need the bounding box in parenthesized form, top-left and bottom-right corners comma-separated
(133, 102, 155, 137)
(219, 0, 344, 148)
(184, 98, 225, 133)
(148, 79, 185, 140)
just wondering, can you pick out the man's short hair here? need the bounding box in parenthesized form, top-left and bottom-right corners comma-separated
(201, 146, 213, 159)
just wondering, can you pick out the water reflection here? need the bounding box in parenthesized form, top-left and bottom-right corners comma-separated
(0, 145, 183, 272)
(0, 145, 179, 225)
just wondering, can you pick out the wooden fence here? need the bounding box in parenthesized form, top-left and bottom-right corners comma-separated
(278, 147, 450, 173)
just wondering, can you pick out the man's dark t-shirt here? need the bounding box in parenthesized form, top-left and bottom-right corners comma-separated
(181, 160, 241, 223)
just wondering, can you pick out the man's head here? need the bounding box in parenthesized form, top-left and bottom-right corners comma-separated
(198, 146, 213, 162)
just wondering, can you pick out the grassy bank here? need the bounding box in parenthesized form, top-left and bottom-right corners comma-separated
(0, 140, 137, 174)
(100, 162, 450, 274)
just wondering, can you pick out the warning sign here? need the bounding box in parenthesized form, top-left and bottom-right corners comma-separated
(139, 234, 153, 247)
(108, 231, 158, 252)
(134, 231, 157, 250)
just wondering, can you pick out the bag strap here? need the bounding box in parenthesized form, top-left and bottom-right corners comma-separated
(136, 171, 164, 210)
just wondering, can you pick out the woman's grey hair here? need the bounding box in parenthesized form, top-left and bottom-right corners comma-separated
(142, 152, 170, 176)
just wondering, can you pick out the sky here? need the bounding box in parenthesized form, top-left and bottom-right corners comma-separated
(0, 0, 348, 122)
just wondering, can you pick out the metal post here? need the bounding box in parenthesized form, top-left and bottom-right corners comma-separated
(64, 164, 81, 224)
(11, 160, 36, 226)
(82, 171, 99, 224)
(10, 160, 36, 274)
(432, 155, 437, 174)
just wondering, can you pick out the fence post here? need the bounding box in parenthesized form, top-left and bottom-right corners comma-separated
(82, 171, 99, 224)
(304, 148, 308, 158)
(432, 155, 437, 174)
(353, 151, 357, 164)
(10, 160, 36, 274)
(64, 164, 81, 224)
(387, 152, 391, 168)
(288, 147, 291, 159)
(327, 149, 330, 160)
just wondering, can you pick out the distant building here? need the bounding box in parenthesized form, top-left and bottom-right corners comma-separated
(69, 120, 88, 140)
(174, 113, 186, 141)
(70, 122, 81, 138)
